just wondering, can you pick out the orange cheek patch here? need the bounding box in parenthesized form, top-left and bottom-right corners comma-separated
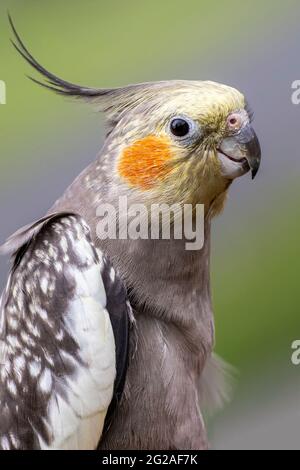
(118, 135, 173, 189)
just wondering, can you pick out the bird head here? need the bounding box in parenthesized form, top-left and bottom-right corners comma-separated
(106, 81, 261, 212)
(10, 16, 261, 216)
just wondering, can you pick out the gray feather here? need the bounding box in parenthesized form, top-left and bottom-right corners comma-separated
(198, 353, 236, 415)
(0, 212, 75, 256)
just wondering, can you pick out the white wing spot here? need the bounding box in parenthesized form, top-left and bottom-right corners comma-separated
(40, 277, 49, 295)
(36, 306, 48, 322)
(14, 355, 25, 372)
(20, 331, 35, 347)
(25, 319, 40, 338)
(10, 433, 19, 449)
(6, 335, 22, 349)
(38, 368, 52, 394)
(1, 436, 10, 450)
(48, 245, 58, 260)
(110, 267, 116, 282)
(44, 351, 54, 367)
(60, 237, 68, 253)
(55, 329, 64, 341)
(29, 360, 41, 378)
(7, 380, 17, 396)
(35, 249, 46, 260)
(8, 317, 18, 330)
(55, 262, 63, 273)
(23, 348, 32, 358)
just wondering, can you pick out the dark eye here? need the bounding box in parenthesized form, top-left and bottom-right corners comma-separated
(170, 118, 190, 137)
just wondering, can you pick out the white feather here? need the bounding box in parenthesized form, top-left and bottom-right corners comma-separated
(39, 227, 116, 449)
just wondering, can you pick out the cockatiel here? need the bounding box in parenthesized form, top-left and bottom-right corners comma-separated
(0, 17, 261, 450)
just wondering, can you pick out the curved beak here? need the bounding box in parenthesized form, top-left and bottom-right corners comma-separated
(218, 124, 261, 179)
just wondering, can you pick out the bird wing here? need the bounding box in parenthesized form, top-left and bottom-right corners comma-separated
(0, 213, 131, 449)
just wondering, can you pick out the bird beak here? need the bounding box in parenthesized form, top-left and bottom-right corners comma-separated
(218, 124, 261, 179)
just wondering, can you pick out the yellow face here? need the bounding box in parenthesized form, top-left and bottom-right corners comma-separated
(115, 80, 260, 213)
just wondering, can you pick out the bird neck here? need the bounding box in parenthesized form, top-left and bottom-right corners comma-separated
(50, 159, 214, 349)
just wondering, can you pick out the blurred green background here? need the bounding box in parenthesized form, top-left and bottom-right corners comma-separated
(1, 0, 300, 449)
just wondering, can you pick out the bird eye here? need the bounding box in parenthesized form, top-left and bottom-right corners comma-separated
(170, 118, 191, 138)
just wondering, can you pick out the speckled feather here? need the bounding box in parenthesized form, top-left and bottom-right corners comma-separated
(0, 214, 131, 449)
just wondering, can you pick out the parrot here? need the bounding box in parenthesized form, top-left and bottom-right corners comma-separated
(0, 16, 261, 450)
